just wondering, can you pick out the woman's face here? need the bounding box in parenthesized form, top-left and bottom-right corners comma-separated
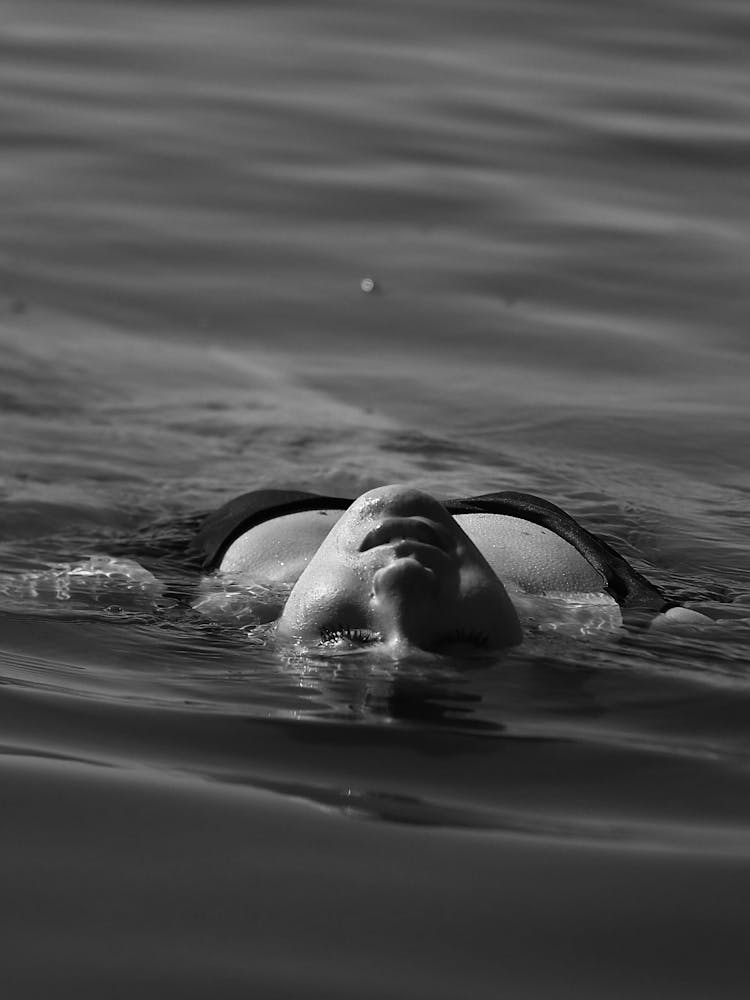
(277, 485, 522, 652)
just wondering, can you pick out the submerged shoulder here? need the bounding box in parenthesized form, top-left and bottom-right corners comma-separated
(649, 606, 715, 630)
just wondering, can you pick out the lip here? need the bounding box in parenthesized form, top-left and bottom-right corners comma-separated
(359, 517, 449, 554)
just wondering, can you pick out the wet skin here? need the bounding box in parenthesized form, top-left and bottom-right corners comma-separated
(275, 485, 522, 653)
(210, 485, 714, 643)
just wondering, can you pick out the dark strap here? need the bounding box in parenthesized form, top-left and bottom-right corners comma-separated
(450, 491, 674, 618)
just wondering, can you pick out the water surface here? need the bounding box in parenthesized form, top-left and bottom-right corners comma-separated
(1, 1, 749, 996)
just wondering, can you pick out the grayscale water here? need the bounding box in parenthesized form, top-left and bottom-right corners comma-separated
(1, 1, 749, 996)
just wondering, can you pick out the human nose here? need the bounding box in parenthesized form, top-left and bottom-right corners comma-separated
(371, 559, 437, 647)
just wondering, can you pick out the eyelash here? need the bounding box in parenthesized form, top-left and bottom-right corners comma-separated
(319, 626, 380, 645)
(316, 627, 488, 648)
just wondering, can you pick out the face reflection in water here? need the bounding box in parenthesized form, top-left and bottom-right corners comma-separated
(277, 485, 522, 653)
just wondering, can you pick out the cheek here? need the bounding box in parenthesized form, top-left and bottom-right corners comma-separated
(280, 568, 372, 634)
(457, 549, 504, 592)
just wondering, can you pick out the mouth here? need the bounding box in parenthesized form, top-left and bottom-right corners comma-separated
(359, 517, 449, 554)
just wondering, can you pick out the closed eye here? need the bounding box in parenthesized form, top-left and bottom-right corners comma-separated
(319, 626, 381, 645)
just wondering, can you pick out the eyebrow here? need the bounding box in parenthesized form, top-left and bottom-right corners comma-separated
(441, 628, 490, 648)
